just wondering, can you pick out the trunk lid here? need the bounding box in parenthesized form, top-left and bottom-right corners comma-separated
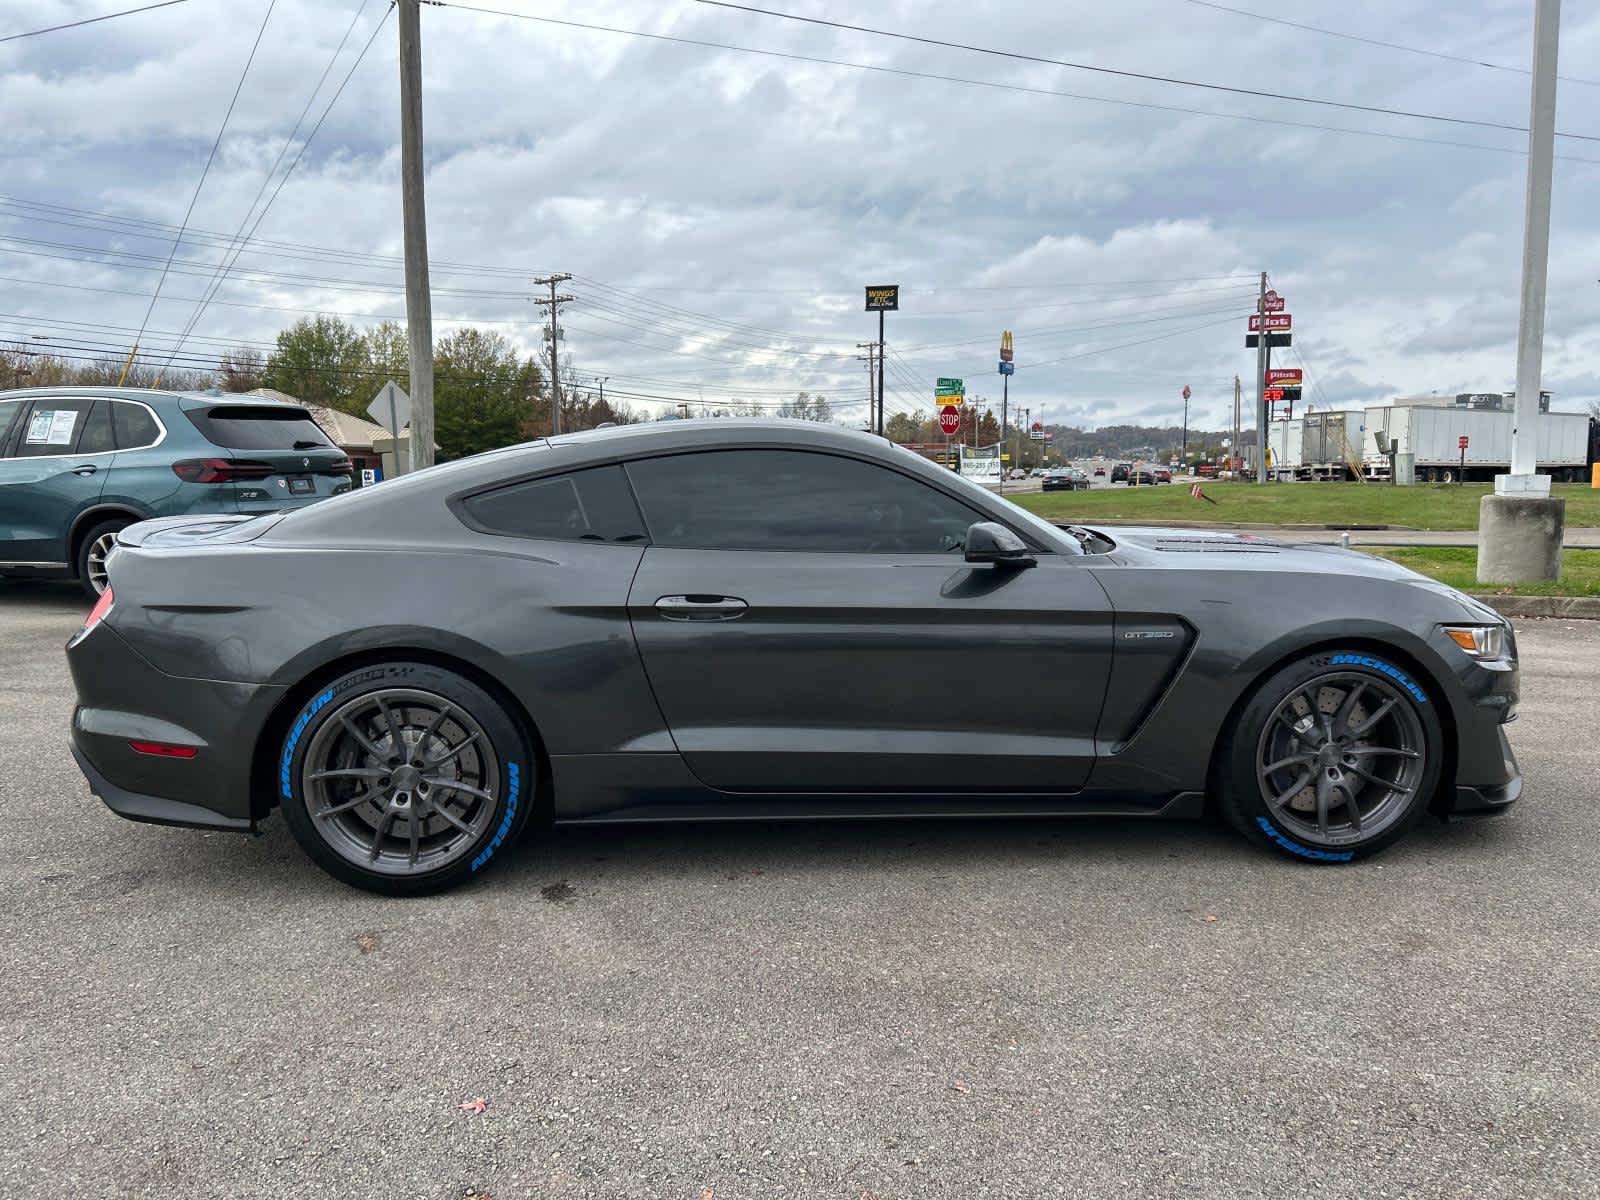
(179, 400, 352, 514)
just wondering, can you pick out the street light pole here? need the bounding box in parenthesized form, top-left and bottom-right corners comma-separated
(1479, 0, 1565, 583)
(397, 0, 434, 472)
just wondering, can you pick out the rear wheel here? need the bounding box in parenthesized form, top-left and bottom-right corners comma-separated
(75, 518, 128, 600)
(278, 663, 534, 895)
(1218, 651, 1442, 862)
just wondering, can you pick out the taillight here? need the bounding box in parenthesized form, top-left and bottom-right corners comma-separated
(172, 458, 274, 483)
(129, 741, 198, 759)
(83, 585, 115, 632)
(319, 457, 354, 476)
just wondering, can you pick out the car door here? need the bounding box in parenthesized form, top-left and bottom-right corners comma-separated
(623, 448, 1114, 795)
(0, 396, 112, 566)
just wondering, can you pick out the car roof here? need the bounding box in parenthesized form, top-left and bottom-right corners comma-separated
(0, 386, 306, 409)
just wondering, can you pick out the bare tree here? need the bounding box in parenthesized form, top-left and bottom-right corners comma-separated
(217, 347, 265, 392)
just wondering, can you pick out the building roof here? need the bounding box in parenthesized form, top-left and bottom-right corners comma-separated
(246, 387, 391, 451)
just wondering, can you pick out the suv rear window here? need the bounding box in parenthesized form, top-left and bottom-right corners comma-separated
(184, 405, 335, 451)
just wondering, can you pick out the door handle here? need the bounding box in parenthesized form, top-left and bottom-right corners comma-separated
(655, 594, 748, 621)
(72, 465, 98, 476)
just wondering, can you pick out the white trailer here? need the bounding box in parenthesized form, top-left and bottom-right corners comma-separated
(1266, 411, 1365, 480)
(1362, 404, 1591, 483)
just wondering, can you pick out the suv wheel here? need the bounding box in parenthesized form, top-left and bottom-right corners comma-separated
(75, 518, 128, 600)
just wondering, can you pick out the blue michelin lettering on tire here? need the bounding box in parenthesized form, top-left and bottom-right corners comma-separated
(1256, 816, 1355, 862)
(470, 761, 520, 872)
(280, 688, 335, 798)
(1329, 653, 1427, 704)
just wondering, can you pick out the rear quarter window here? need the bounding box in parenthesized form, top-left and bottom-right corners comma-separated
(185, 405, 335, 451)
(458, 465, 646, 543)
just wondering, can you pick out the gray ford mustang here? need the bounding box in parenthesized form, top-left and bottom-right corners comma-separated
(66, 420, 1521, 894)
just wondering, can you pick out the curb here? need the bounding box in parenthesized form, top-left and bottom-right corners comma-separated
(1467, 594, 1600, 621)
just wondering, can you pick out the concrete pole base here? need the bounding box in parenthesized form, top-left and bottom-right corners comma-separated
(1477, 493, 1565, 584)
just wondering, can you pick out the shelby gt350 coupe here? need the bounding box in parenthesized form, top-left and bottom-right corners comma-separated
(67, 420, 1520, 893)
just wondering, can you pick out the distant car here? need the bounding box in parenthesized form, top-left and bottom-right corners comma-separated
(1092, 466, 1106, 477)
(1110, 463, 1132, 483)
(1041, 468, 1086, 492)
(0, 388, 352, 598)
(1154, 468, 1172, 483)
(1008, 468, 1027, 480)
(1197, 463, 1218, 478)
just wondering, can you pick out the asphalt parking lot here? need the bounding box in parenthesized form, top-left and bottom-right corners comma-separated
(3, 584, 1598, 1199)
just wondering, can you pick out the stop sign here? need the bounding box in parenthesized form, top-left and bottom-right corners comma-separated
(938, 405, 961, 435)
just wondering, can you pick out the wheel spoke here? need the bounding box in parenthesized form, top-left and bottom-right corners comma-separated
(407, 806, 420, 866)
(1348, 745, 1420, 760)
(1314, 775, 1332, 836)
(375, 696, 405, 755)
(1263, 752, 1314, 774)
(1347, 763, 1411, 795)
(319, 784, 385, 817)
(1333, 681, 1368, 737)
(430, 802, 472, 834)
(1267, 769, 1314, 811)
(1349, 696, 1397, 739)
(1345, 789, 1363, 834)
(339, 714, 387, 761)
(369, 811, 395, 861)
(426, 777, 492, 803)
(425, 730, 481, 769)
(308, 767, 387, 782)
(415, 703, 455, 762)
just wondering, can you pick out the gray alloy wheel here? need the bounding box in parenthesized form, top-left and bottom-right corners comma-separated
(85, 530, 118, 595)
(1254, 671, 1427, 849)
(299, 687, 501, 877)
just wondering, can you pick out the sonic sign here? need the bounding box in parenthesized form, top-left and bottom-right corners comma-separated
(864, 285, 900, 312)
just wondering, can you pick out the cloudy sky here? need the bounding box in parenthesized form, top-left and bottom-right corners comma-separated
(3, 0, 1599, 432)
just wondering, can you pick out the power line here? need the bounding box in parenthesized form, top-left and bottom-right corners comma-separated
(1, 0, 195, 43)
(1177, 0, 1600, 88)
(158, 1, 394, 373)
(694, 0, 1600, 143)
(124, 0, 278, 379)
(432, 1, 1600, 165)
(158, 0, 376, 374)
(1017, 313, 1245, 370)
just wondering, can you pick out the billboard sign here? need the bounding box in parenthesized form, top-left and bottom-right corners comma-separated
(864, 284, 900, 312)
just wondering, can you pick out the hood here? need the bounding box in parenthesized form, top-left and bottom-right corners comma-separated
(1092, 525, 1437, 584)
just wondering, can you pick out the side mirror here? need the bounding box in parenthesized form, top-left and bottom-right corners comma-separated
(963, 521, 1035, 568)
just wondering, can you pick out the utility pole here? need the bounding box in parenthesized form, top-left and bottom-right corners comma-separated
(1480, 0, 1565, 583)
(534, 273, 574, 435)
(856, 342, 877, 433)
(1232, 374, 1242, 474)
(876, 310, 886, 437)
(398, 0, 434, 471)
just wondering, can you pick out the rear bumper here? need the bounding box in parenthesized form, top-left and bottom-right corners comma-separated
(66, 623, 281, 827)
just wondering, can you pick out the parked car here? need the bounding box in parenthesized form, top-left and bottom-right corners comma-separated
(1007, 468, 1027, 480)
(1154, 467, 1172, 483)
(67, 419, 1522, 894)
(0, 388, 352, 597)
(1110, 463, 1132, 482)
(1197, 463, 1218, 478)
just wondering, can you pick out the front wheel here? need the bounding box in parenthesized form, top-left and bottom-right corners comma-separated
(1218, 651, 1443, 862)
(278, 663, 534, 895)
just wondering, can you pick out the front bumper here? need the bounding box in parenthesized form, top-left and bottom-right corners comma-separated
(1451, 726, 1522, 816)
(67, 622, 281, 829)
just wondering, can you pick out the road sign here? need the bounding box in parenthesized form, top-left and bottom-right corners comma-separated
(366, 380, 411, 437)
(999, 330, 1014, 363)
(1245, 332, 1292, 349)
(1262, 290, 1285, 313)
(1265, 368, 1302, 387)
(1248, 313, 1292, 332)
(864, 284, 899, 311)
(936, 376, 963, 393)
(1182, 384, 1191, 400)
(938, 405, 961, 435)
(998, 361, 1014, 375)
(1459, 435, 1470, 450)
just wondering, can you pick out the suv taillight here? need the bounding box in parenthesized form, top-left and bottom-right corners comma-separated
(318, 457, 354, 476)
(171, 458, 274, 483)
(82, 586, 114, 633)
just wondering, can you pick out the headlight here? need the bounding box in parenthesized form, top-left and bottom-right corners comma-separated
(1443, 624, 1506, 660)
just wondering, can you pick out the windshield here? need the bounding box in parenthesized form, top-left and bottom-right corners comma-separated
(185, 405, 337, 451)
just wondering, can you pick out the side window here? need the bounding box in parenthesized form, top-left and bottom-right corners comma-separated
(459, 464, 646, 543)
(111, 401, 160, 450)
(13, 397, 97, 458)
(76, 401, 115, 455)
(0, 398, 25, 457)
(625, 449, 982, 553)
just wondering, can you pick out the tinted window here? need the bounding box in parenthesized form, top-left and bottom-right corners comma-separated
(13, 397, 97, 458)
(111, 401, 160, 450)
(76, 400, 115, 454)
(626, 449, 981, 553)
(185, 405, 334, 450)
(460, 464, 645, 543)
(0, 398, 24, 456)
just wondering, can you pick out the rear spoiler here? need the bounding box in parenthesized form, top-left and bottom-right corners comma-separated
(117, 513, 284, 550)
